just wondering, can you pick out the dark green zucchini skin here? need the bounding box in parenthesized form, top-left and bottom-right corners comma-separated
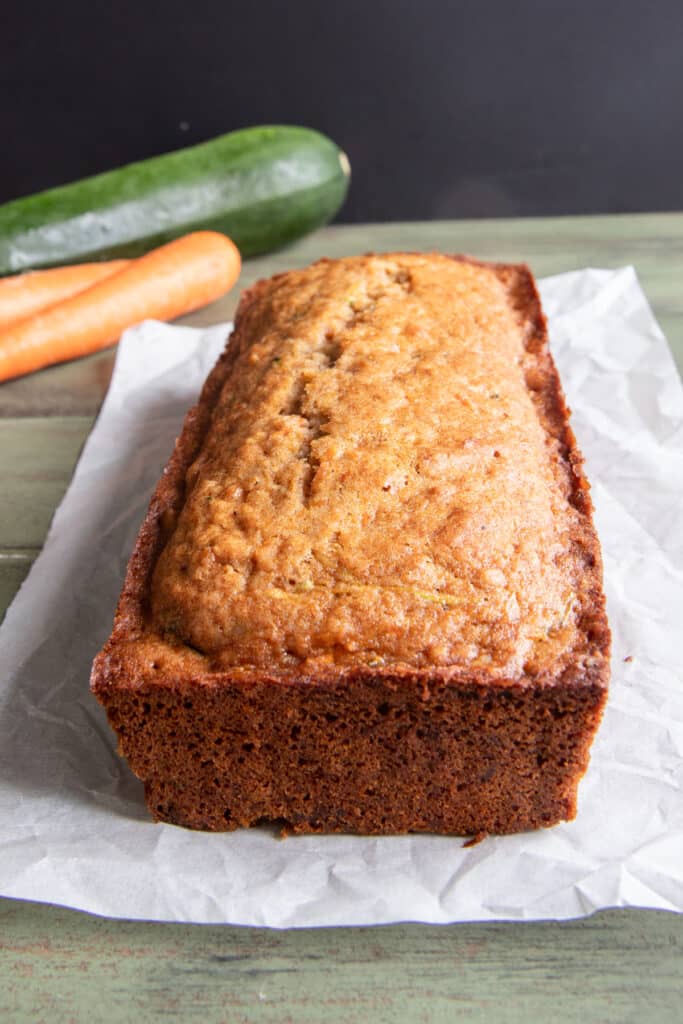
(0, 126, 350, 274)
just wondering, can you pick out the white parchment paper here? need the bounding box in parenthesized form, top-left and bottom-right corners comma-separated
(1, 266, 681, 926)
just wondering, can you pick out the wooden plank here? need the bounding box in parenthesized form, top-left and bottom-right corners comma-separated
(0, 553, 33, 622)
(0, 213, 680, 418)
(0, 417, 93, 549)
(0, 348, 118, 418)
(0, 902, 680, 1022)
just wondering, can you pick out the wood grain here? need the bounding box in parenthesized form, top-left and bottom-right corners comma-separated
(1, 902, 681, 1023)
(0, 214, 681, 1021)
(0, 417, 92, 549)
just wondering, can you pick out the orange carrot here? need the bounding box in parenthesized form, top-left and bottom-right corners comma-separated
(0, 232, 241, 383)
(0, 260, 130, 329)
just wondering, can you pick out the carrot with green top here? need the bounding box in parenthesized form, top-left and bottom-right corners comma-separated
(0, 232, 241, 383)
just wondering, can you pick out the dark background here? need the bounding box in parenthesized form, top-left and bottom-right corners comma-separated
(2, 1, 681, 222)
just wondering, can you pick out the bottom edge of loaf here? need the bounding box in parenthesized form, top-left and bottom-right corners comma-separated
(98, 672, 607, 836)
(144, 789, 579, 837)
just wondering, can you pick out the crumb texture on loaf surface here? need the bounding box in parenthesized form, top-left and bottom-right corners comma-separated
(149, 253, 599, 678)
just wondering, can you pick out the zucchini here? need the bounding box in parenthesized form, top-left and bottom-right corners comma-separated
(0, 125, 350, 274)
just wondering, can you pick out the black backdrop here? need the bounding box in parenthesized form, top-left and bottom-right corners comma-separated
(3, 0, 681, 221)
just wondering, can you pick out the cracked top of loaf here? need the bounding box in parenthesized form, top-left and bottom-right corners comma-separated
(139, 253, 607, 682)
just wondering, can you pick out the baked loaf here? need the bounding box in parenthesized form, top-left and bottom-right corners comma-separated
(91, 253, 610, 835)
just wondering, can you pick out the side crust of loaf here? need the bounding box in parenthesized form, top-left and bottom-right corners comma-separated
(91, 254, 610, 835)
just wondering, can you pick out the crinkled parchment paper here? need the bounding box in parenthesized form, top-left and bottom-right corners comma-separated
(0, 267, 681, 926)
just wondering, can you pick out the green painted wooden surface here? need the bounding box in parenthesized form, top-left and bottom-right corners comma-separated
(0, 417, 93, 547)
(1, 214, 681, 1022)
(1, 902, 681, 1023)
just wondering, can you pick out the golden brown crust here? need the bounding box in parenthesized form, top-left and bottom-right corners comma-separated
(91, 253, 610, 835)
